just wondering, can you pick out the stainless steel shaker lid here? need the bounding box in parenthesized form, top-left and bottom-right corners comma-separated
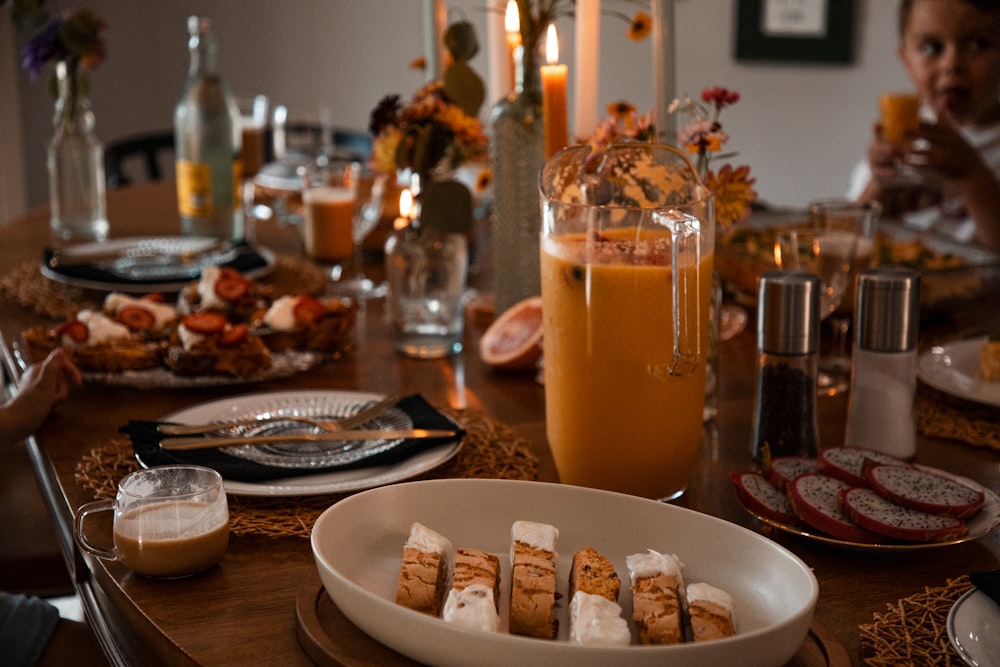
(855, 267, 921, 352)
(757, 271, 820, 355)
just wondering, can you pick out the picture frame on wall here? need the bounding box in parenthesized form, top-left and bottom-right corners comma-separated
(735, 0, 855, 64)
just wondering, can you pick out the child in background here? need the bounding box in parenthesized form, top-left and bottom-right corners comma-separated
(847, 0, 1000, 252)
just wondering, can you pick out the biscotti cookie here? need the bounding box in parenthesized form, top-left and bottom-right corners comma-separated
(627, 550, 685, 645)
(569, 547, 621, 603)
(686, 582, 736, 641)
(568, 547, 629, 646)
(442, 548, 502, 632)
(509, 521, 559, 639)
(394, 523, 452, 617)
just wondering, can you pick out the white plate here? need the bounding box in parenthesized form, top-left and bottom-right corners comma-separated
(159, 390, 461, 497)
(41, 237, 275, 293)
(739, 468, 1000, 552)
(919, 337, 1000, 408)
(312, 479, 818, 667)
(948, 588, 1000, 667)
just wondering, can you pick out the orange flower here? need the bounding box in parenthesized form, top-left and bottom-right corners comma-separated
(706, 164, 757, 229)
(627, 12, 652, 41)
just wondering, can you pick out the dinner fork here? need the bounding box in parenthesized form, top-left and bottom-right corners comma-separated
(156, 393, 400, 436)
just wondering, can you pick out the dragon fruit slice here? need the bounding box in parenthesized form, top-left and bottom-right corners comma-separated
(786, 473, 883, 544)
(766, 456, 818, 490)
(864, 464, 986, 519)
(839, 487, 968, 542)
(817, 447, 908, 487)
(729, 471, 800, 525)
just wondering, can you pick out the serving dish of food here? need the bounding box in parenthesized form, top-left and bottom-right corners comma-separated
(715, 209, 1000, 315)
(312, 479, 818, 667)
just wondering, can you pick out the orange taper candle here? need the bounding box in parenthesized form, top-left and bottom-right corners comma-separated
(541, 24, 568, 158)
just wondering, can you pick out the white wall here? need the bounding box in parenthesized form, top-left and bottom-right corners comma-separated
(7, 0, 910, 214)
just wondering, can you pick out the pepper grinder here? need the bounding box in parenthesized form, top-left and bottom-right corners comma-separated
(844, 267, 921, 459)
(751, 271, 821, 462)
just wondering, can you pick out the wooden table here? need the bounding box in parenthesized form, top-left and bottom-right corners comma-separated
(2, 181, 998, 666)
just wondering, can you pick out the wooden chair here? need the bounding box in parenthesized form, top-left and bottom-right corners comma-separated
(103, 131, 175, 188)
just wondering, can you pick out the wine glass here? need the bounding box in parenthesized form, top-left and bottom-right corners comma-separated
(774, 219, 859, 395)
(330, 169, 388, 299)
(808, 198, 881, 392)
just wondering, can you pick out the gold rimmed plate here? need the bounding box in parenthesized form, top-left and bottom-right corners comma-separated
(738, 468, 1000, 552)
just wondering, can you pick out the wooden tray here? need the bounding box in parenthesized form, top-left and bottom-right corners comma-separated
(294, 573, 850, 667)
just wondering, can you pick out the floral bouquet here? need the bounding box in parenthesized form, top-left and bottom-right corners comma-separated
(368, 20, 488, 233)
(6, 0, 106, 94)
(670, 87, 757, 228)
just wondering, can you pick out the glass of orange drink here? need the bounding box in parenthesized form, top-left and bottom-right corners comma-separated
(539, 143, 715, 500)
(878, 93, 921, 148)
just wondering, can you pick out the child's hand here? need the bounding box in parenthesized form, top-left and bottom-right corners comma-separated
(868, 123, 905, 183)
(8, 348, 83, 441)
(905, 115, 984, 182)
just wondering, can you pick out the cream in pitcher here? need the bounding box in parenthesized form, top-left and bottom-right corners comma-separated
(540, 143, 714, 500)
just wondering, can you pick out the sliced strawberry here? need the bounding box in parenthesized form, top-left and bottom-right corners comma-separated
(55, 319, 89, 343)
(292, 295, 326, 325)
(217, 323, 249, 347)
(182, 312, 227, 334)
(214, 275, 250, 301)
(117, 305, 156, 332)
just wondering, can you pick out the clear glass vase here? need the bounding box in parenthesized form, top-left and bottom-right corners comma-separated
(48, 60, 109, 244)
(384, 174, 470, 359)
(489, 44, 544, 317)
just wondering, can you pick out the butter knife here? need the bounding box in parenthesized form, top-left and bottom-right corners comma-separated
(49, 239, 231, 267)
(160, 429, 458, 451)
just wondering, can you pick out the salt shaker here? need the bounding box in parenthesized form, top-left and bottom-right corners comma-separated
(844, 267, 921, 459)
(751, 271, 821, 461)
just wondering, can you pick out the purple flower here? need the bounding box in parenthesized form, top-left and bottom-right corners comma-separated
(21, 18, 64, 79)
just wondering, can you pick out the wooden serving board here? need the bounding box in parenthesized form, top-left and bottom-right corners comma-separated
(294, 573, 850, 667)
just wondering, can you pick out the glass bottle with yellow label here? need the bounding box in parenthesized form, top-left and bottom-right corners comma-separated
(174, 15, 243, 242)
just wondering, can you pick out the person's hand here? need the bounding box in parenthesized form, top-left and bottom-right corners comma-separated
(905, 114, 984, 182)
(8, 348, 82, 440)
(868, 122, 904, 183)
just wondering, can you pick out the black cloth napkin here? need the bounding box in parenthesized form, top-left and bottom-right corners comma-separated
(121, 394, 463, 482)
(43, 242, 270, 287)
(970, 570, 1000, 607)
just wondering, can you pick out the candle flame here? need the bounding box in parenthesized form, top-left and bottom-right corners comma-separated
(546, 24, 559, 65)
(399, 189, 413, 218)
(505, 0, 519, 34)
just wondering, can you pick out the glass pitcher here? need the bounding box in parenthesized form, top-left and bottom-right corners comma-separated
(539, 143, 715, 500)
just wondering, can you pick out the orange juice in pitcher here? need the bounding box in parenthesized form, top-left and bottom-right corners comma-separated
(539, 144, 715, 500)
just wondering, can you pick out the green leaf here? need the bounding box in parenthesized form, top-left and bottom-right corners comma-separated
(442, 61, 485, 118)
(421, 179, 473, 234)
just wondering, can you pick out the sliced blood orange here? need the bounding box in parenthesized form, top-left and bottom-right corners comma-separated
(479, 296, 543, 371)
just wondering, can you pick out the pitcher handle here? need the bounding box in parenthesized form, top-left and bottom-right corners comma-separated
(658, 208, 702, 377)
(74, 499, 117, 560)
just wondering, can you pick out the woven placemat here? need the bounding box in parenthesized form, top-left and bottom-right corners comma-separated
(0, 254, 328, 322)
(859, 575, 972, 666)
(916, 384, 1000, 451)
(74, 406, 539, 539)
